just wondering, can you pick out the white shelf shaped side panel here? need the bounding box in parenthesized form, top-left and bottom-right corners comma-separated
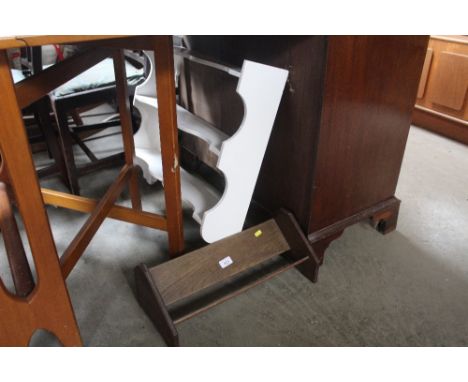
(132, 51, 288, 243)
(200, 60, 288, 242)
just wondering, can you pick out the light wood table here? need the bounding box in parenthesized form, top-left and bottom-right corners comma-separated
(0, 35, 184, 345)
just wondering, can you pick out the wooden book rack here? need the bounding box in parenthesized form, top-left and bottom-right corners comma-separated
(135, 209, 320, 346)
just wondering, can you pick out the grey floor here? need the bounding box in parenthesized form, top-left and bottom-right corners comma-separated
(1, 125, 467, 346)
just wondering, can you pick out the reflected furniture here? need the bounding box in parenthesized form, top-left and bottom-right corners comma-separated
(413, 35, 468, 145)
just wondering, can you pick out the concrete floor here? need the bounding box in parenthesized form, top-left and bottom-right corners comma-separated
(1, 125, 467, 346)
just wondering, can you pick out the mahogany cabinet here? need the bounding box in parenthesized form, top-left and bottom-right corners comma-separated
(179, 36, 429, 261)
(412, 35, 468, 145)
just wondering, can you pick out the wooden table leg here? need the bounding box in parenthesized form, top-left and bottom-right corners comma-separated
(153, 36, 184, 256)
(34, 97, 69, 185)
(0, 50, 81, 346)
(113, 50, 142, 210)
(0, 181, 35, 297)
(54, 104, 81, 194)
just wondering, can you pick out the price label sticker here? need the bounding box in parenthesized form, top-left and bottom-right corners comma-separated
(218, 256, 233, 269)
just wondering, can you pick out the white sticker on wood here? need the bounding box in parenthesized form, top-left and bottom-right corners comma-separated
(218, 256, 234, 269)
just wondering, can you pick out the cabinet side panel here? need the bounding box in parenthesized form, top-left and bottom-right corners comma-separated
(309, 36, 429, 232)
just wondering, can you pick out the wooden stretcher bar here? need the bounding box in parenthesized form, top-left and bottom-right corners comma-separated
(59, 164, 132, 278)
(41, 188, 167, 230)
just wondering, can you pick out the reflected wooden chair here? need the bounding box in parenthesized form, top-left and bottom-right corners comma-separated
(20, 46, 146, 195)
(48, 50, 146, 195)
